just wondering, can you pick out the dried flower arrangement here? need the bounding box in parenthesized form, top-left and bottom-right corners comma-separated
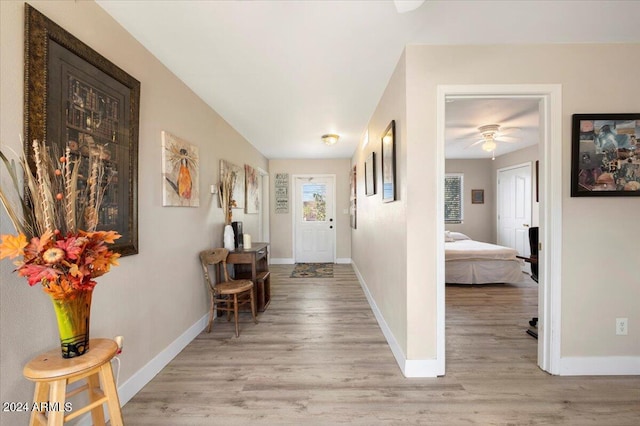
(0, 139, 121, 357)
(218, 167, 237, 225)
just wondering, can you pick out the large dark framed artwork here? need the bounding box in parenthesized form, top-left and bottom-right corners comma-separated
(381, 120, 396, 202)
(24, 4, 140, 255)
(571, 114, 640, 197)
(365, 152, 376, 196)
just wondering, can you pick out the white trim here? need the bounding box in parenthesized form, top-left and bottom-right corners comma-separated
(335, 258, 352, 264)
(269, 258, 295, 265)
(559, 357, 640, 376)
(77, 314, 209, 425)
(352, 262, 440, 378)
(437, 84, 563, 375)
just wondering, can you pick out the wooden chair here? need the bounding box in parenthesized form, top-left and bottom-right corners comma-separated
(199, 248, 258, 337)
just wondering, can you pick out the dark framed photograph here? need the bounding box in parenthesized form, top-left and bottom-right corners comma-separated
(381, 120, 396, 202)
(365, 152, 376, 196)
(25, 4, 140, 255)
(471, 189, 484, 204)
(571, 114, 640, 197)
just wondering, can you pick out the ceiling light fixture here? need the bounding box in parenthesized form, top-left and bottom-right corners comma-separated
(322, 134, 339, 146)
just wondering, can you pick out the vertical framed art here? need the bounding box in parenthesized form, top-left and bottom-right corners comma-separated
(571, 113, 640, 196)
(161, 131, 199, 207)
(381, 120, 396, 202)
(365, 152, 376, 196)
(24, 4, 140, 255)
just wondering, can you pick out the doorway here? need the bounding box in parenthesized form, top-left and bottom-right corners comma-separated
(293, 175, 336, 263)
(437, 84, 563, 375)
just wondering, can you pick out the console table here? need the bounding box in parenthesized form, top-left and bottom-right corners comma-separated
(226, 243, 270, 312)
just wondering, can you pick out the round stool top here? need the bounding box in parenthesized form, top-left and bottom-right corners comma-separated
(23, 338, 118, 381)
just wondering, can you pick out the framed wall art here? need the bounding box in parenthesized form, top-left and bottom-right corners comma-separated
(24, 4, 140, 255)
(381, 120, 396, 202)
(350, 165, 357, 229)
(220, 160, 245, 209)
(471, 189, 484, 204)
(365, 152, 376, 196)
(571, 114, 640, 197)
(245, 164, 259, 214)
(161, 131, 199, 207)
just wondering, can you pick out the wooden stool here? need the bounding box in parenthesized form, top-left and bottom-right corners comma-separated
(23, 338, 123, 426)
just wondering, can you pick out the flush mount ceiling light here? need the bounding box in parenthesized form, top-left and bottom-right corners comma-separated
(322, 134, 339, 146)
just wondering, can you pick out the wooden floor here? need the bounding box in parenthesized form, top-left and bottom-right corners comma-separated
(121, 265, 640, 425)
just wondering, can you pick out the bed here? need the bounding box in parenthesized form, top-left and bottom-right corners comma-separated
(445, 231, 524, 284)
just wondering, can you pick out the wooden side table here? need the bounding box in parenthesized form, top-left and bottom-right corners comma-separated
(23, 338, 123, 426)
(226, 242, 271, 312)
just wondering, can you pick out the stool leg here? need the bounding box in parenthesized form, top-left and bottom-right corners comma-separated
(86, 372, 106, 425)
(98, 362, 123, 426)
(47, 379, 67, 425)
(29, 382, 49, 426)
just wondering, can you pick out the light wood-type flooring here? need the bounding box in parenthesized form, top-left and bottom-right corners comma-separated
(121, 264, 640, 425)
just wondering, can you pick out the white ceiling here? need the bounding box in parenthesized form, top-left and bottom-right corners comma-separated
(96, 0, 640, 159)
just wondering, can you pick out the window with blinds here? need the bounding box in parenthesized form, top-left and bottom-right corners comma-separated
(445, 173, 463, 224)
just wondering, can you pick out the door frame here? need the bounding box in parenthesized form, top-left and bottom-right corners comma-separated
(291, 174, 337, 263)
(496, 162, 533, 258)
(437, 84, 562, 375)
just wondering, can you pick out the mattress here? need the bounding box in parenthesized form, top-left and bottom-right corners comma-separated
(445, 239, 524, 284)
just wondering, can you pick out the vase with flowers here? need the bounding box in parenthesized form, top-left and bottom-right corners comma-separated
(0, 140, 120, 358)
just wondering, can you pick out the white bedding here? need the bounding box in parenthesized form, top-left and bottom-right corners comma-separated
(445, 239, 523, 284)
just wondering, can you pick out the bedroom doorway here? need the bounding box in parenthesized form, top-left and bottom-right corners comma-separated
(437, 84, 563, 375)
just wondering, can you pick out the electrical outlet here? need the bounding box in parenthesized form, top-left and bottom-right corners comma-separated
(616, 318, 628, 335)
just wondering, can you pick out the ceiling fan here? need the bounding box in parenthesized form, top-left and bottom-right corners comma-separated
(466, 124, 519, 153)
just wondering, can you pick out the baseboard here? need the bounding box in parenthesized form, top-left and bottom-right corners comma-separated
(77, 313, 209, 425)
(559, 356, 640, 376)
(335, 258, 352, 264)
(351, 262, 439, 378)
(269, 258, 294, 264)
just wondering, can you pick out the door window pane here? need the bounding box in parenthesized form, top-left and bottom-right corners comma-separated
(302, 183, 326, 221)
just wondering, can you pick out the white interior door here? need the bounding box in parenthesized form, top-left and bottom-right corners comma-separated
(294, 176, 335, 263)
(497, 163, 532, 257)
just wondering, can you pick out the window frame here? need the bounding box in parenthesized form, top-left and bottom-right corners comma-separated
(444, 173, 464, 224)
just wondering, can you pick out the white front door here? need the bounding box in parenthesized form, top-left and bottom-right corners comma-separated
(294, 176, 335, 263)
(497, 163, 532, 257)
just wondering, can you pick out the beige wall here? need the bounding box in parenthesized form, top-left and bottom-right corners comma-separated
(400, 43, 639, 361)
(445, 159, 494, 243)
(352, 52, 408, 354)
(268, 158, 351, 261)
(0, 1, 268, 419)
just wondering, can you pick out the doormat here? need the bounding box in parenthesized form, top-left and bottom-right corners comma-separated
(290, 263, 334, 278)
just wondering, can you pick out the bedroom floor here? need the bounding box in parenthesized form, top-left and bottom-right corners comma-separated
(120, 266, 640, 425)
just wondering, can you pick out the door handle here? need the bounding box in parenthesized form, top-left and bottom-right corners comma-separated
(330, 226, 333, 229)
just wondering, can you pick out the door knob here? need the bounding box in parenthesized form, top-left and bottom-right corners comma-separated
(329, 218, 333, 222)
(330, 226, 333, 229)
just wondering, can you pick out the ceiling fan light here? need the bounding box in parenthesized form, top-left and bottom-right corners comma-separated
(482, 139, 497, 152)
(321, 134, 339, 146)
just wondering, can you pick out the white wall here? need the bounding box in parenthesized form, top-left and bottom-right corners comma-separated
(0, 2, 268, 422)
(268, 158, 351, 262)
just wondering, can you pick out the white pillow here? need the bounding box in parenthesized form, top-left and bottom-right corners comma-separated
(449, 231, 470, 241)
(444, 231, 455, 242)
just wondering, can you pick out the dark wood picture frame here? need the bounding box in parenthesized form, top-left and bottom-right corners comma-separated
(24, 4, 140, 255)
(365, 152, 376, 196)
(381, 120, 396, 202)
(471, 189, 484, 204)
(571, 113, 640, 197)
